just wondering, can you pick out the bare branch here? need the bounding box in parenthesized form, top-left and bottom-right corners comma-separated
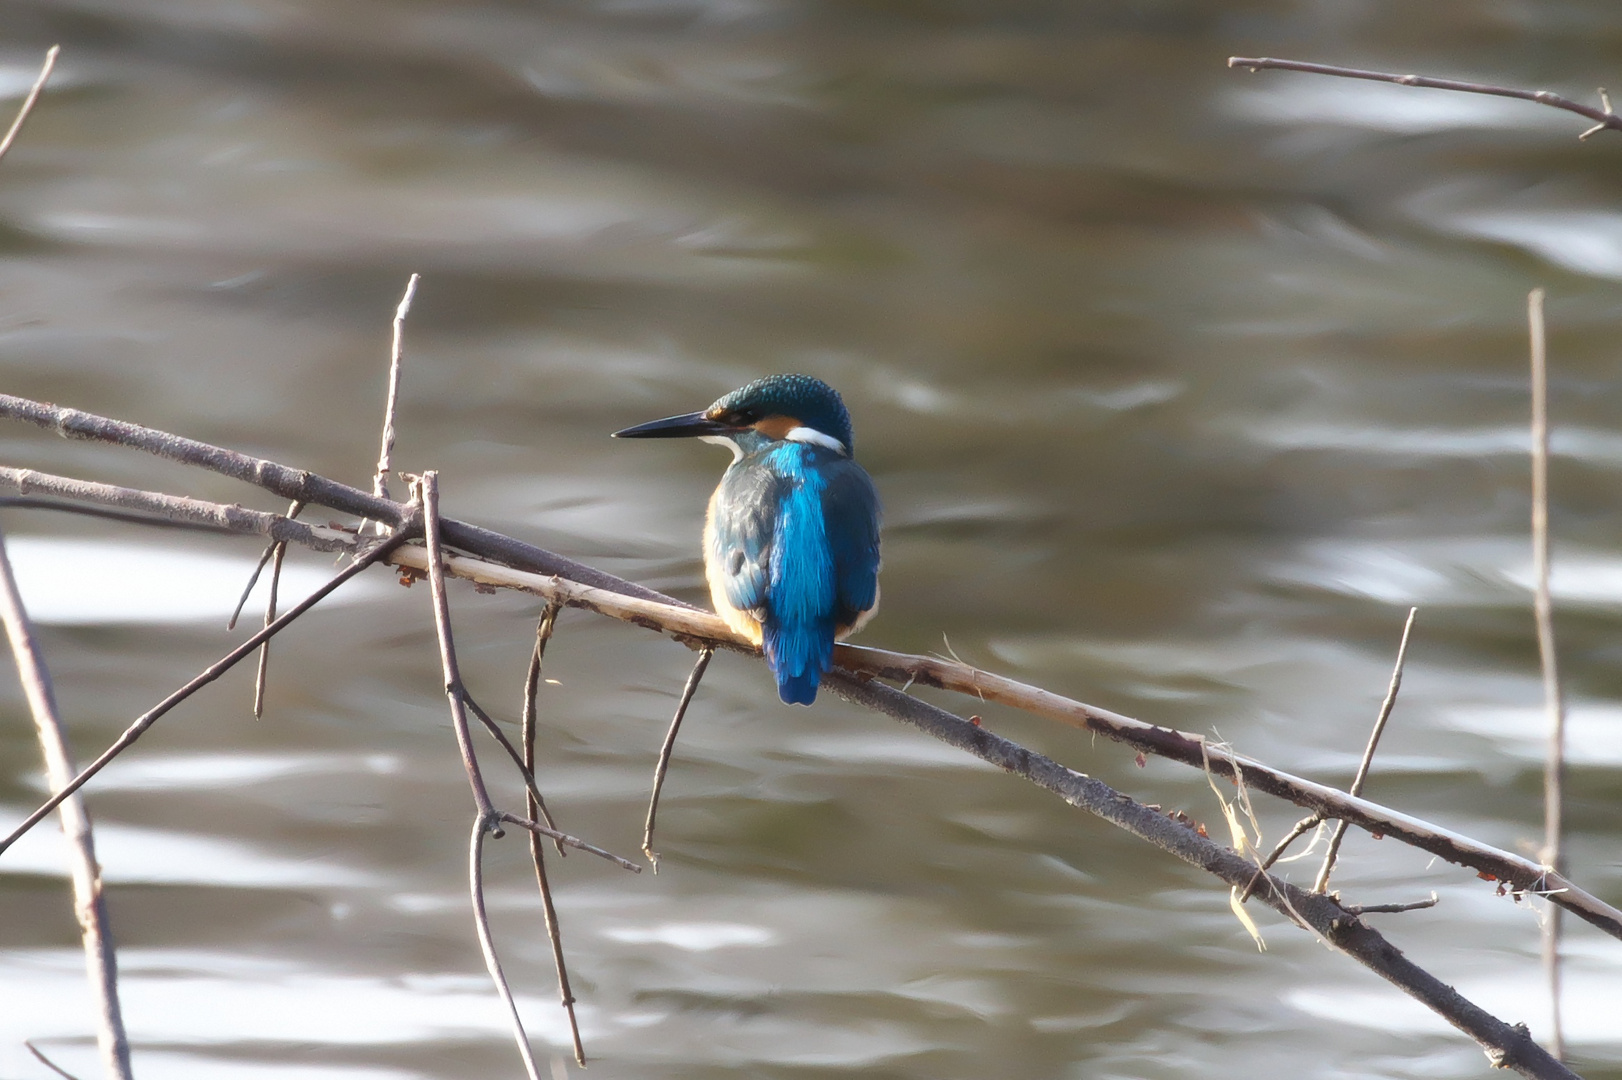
(251, 535, 287, 718)
(469, 814, 542, 1080)
(1315, 607, 1419, 894)
(418, 471, 499, 820)
(523, 603, 565, 856)
(373, 274, 420, 506)
(0, 400, 1594, 1069)
(0, 467, 351, 553)
(420, 469, 552, 1078)
(519, 603, 582, 1062)
(227, 539, 278, 630)
(1227, 56, 1622, 139)
(384, 542, 1622, 944)
(1528, 287, 1566, 1059)
(0, 523, 133, 1080)
(462, 689, 560, 831)
(251, 500, 302, 718)
(0, 495, 237, 534)
(1344, 895, 1440, 916)
(0, 45, 59, 166)
(2, 438, 1617, 945)
(230, 501, 302, 629)
(642, 646, 714, 870)
(825, 673, 1575, 1080)
(1239, 812, 1323, 903)
(0, 394, 677, 604)
(25, 1041, 82, 1080)
(496, 813, 640, 872)
(0, 519, 417, 857)
(420, 471, 530, 1066)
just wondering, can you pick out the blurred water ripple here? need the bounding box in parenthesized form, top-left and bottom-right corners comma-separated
(1, 2, 1620, 1078)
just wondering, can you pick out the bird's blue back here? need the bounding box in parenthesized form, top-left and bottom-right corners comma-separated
(708, 439, 881, 704)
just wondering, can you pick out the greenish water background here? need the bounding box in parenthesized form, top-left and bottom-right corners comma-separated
(1, 2, 1620, 1077)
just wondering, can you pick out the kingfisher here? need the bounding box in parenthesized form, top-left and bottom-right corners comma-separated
(613, 374, 882, 705)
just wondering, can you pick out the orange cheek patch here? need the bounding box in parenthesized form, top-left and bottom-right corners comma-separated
(752, 415, 800, 440)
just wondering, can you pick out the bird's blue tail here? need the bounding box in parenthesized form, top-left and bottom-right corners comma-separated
(764, 618, 833, 705)
(764, 459, 836, 705)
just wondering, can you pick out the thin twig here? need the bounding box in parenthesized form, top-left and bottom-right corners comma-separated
(418, 472, 496, 819)
(642, 646, 714, 871)
(519, 603, 582, 1062)
(226, 542, 278, 630)
(251, 535, 287, 717)
(462, 689, 561, 833)
(0, 520, 417, 857)
(1344, 895, 1440, 916)
(525, 842, 582, 1066)
(523, 603, 565, 857)
(1315, 607, 1419, 895)
(373, 274, 420, 506)
(230, 500, 302, 630)
(25, 1041, 82, 1080)
(1529, 287, 1566, 1060)
(469, 814, 542, 1080)
(250, 500, 303, 717)
(0, 45, 59, 166)
(0, 523, 133, 1080)
(418, 470, 541, 1078)
(1227, 56, 1622, 140)
(1239, 812, 1323, 903)
(497, 813, 641, 872)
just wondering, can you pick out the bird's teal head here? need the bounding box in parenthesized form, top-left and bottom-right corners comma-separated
(612, 374, 856, 456)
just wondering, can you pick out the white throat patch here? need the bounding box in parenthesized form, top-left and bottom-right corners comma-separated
(699, 434, 745, 463)
(784, 426, 846, 454)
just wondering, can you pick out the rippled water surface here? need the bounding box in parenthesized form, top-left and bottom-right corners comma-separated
(2, 2, 1622, 1077)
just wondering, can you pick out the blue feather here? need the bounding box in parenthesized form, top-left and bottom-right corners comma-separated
(699, 424, 880, 706)
(763, 444, 836, 704)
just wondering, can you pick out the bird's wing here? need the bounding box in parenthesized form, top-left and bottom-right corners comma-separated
(821, 457, 882, 626)
(710, 445, 881, 705)
(707, 459, 782, 618)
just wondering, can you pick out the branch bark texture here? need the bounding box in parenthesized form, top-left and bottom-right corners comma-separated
(825, 673, 1575, 1080)
(0, 399, 1616, 943)
(0, 395, 1605, 1073)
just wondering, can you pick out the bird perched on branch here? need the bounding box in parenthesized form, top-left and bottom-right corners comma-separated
(613, 374, 882, 705)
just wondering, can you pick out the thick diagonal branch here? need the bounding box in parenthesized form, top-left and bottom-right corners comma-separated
(0, 451, 1616, 944)
(825, 674, 1574, 1080)
(0, 394, 675, 604)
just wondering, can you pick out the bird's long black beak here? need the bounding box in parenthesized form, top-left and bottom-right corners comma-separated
(612, 410, 739, 439)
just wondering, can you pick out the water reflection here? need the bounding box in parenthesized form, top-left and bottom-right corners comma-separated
(0, 812, 382, 887)
(2, 537, 387, 624)
(1, 1, 1621, 1078)
(1, 947, 588, 1047)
